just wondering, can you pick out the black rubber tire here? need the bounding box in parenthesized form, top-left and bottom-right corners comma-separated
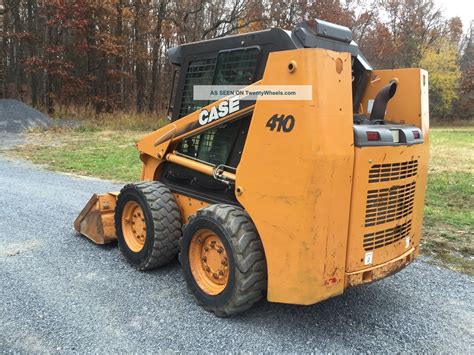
(115, 181, 181, 271)
(181, 204, 267, 317)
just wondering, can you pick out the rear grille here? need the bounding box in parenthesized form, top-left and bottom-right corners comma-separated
(369, 160, 418, 183)
(363, 220, 412, 251)
(365, 182, 416, 227)
(362, 159, 417, 251)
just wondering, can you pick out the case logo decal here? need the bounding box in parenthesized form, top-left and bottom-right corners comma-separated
(198, 96, 240, 126)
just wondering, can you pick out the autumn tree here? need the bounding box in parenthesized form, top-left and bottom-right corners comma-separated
(421, 38, 461, 118)
(0, 0, 469, 121)
(456, 22, 474, 120)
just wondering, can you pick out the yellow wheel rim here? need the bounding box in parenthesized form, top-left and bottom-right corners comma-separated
(189, 229, 229, 295)
(121, 201, 147, 252)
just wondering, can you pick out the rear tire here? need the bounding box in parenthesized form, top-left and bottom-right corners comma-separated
(115, 182, 181, 270)
(181, 204, 267, 317)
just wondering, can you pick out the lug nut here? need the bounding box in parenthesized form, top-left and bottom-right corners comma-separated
(213, 273, 219, 279)
(202, 256, 207, 262)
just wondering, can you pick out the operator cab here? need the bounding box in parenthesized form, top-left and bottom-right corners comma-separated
(161, 20, 398, 205)
(167, 19, 372, 121)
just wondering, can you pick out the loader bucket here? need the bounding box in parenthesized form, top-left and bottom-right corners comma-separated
(74, 192, 119, 244)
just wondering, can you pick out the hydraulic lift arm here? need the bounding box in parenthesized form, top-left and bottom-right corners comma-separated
(74, 82, 260, 244)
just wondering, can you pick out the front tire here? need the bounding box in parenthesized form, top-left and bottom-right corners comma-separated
(115, 182, 181, 270)
(181, 204, 267, 317)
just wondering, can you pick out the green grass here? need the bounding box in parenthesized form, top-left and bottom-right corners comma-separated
(8, 129, 146, 181)
(3, 125, 474, 274)
(425, 172, 473, 227)
(421, 127, 473, 274)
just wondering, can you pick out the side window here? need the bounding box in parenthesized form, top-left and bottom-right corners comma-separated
(179, 58, 216, 118)
(178, 47, 260, 118)
(176, 48, 260, 166)
(177, 120, 242, 167)
(213, 47, 260, 85)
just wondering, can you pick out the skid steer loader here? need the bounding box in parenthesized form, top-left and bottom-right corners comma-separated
(74, 19, 429, 317)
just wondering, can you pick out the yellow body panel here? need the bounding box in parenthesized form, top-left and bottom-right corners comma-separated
(344, 68, 430, 274)
(362, 69, 430, 134)
(346, 145, 425, 272)
(173, 193, 209, 224)
(236, 49, 354, 304)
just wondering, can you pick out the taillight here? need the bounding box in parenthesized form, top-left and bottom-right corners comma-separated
(366, 131, 381, 141)
(413, 130, 420, 139)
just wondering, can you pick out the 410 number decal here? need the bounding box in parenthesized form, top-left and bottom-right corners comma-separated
(266, 114, 296, 133)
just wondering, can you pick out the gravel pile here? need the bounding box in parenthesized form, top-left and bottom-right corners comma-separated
(0, 99, 52, 133)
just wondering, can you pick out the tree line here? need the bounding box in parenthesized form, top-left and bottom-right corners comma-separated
(0, 0, 472, 120)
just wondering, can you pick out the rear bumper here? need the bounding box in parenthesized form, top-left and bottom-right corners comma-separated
(344, 246, 418, 288)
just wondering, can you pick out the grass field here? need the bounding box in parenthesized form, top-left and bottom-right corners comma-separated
(422, 128, 473, 274)
(10, 128, 147, 181)
(3, 125, 473, 274)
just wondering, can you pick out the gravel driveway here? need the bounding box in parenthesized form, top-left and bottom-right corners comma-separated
(0, 156, 472, 353)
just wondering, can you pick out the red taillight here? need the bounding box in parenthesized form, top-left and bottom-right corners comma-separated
(413, 130, 420, 139)
(366, 131, 381, 141)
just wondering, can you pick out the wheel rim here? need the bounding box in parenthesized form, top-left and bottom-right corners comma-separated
(189, 229, 229, 296)
(121, 200, 147, 252)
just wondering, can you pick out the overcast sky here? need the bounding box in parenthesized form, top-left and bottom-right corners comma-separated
(437, 0, 473, 31)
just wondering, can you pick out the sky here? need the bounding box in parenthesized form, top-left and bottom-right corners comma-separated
(437, 0, 473, 31)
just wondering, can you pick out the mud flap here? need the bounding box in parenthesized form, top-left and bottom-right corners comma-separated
(74, 192, 119, 244)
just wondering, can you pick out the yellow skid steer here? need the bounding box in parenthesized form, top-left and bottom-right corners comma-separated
(74, 19, 429, 317)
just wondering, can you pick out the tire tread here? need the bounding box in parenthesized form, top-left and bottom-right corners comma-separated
(183, 204, 267, 317)
(117, 181, 181, 271)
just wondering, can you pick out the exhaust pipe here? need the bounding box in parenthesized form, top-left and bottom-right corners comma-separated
(370, 80, 398, 122)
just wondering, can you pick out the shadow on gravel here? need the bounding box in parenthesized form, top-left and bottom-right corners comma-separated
(233, 281, 402, 322)
(75, 234, 118, 251)
(222, 279, 428, 350)
(99, 232, 424, 341)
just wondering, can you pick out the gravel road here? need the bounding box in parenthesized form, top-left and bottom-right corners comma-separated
(0, 156, 472, 353)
